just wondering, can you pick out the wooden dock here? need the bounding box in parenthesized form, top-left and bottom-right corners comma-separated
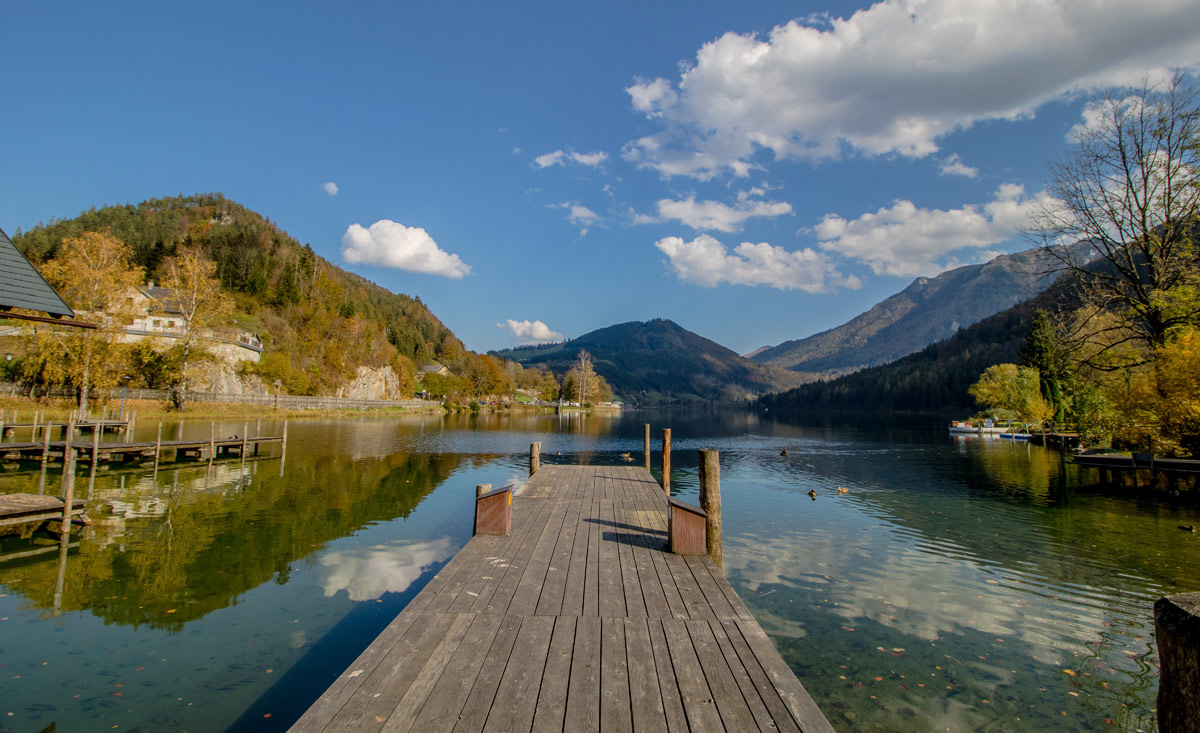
(292, 464, 832, 732)
(0, 493, 88, 538)
(0, 436, 282, 463)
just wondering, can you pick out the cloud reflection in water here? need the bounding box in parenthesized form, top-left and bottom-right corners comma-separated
(320, 537, 456, 601)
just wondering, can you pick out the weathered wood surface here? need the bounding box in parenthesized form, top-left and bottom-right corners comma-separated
(0, 436, 282, 462)
(292, 464, 832, 732)
(0, 493, 88, 536)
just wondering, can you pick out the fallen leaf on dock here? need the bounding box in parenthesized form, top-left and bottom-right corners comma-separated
(347, 669, 363, 678)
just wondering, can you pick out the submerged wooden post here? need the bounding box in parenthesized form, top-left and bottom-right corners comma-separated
(476, 483, 492, 498)
(209, 421, 215, 458)
(129, 410, 136, 442)
(242, 421, 248, 455)
(280, 418, 288, 476)
(59, 419, 77, 530)
(643, 423, 651, 471)
(41, 421, 52, 463)
(177, 421, 184, 441)
(699, 449, 723, 570)
(661, 428, 671, 492)
(91, 421, 101, 462)
(1156, 592, 1200, 732)
(529, 442, 540, 476)
(154, 422, 163, 475)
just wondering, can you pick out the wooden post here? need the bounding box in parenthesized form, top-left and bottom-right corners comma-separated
(529, 442, 541, 476)
(91, 420, 101, 463)
(0, 416, 5, 443)
(209, 421, 215, 458)
(476, 483, 492, 498)
(643, 423, 651, 471)
(154, 422, 163, 476)
(41, 420, 52, 463)
(177, 421, 184, 441)
(280, 418, 288, 476)
(661, 428, 671, 492)
(1156, 592, 1200, 732)
(59, 418, 77, 534)
(129, 410, 136, 442)
(698, 449, 723, 570)
(255, 418, 261, 437)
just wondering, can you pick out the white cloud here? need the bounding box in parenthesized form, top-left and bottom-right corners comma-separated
(553, 202, 600, 236)
(651, 196, 792, 233)
(341, 220, 471, 279)
(813, 184, 1041, 277)
(655, 234, 860, 292)
(625, 0, 1200, 178)
(535, 149, 609, 168)
(939, 154, 978, 179)
(499, 319, 565, 344)
(320, 538, 455, 601)
(322, 181, 339, 196)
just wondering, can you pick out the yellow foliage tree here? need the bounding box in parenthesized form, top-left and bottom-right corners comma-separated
(160, 246, 233, 409)
(968, 363, 1054, 426)
(26, 231, 144, 412)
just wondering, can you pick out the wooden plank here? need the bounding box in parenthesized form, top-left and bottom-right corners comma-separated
(660, 618, 723, 731)
(711, 619, 799, 733)
(533, 497, 584, 616)
(647, 614, 690, 732)
(326, 612, 458, 731)
(685, 619, 758, 732)
(505, 497, 573, 616)
(600, 617, 632, 732)
(623, 618, 668, 733)
(682, 553, 738, 620)
(597, 498, 627, 619)
(563, 615, 601, 732)
(662, 546, 715, 620)
(730, 619, 836, 733)
(402, 613, 504, 733)
(378, 612, 474, 730)
(530, 615, 577, 733)
(560, 484, 592, 616)
(451, 495, 551, 614)
(449, 614, 524, 733)
(482, 615, 555, 732)
(581, 496, 601, 618)
(290, 608, 433, 731)
(480, 497, 563, 614)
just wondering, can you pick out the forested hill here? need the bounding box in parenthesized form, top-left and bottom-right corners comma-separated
(759, 281, 1077, 413)
(493, 318, 808, 403)
(13, 194, 462, 394)
(751, 247, 1063, 378)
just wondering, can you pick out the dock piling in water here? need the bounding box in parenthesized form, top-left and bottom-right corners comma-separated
(530, 441, 540, 475)
(1156, 592, 1200, 732)
(699, 449, 723, 570)
(661, 428, 671, 492)
(643, 422, 651, 470)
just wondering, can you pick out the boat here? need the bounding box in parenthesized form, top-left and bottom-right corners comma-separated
(948, 419, 1008, 435)
(999, 432, 1032, 441)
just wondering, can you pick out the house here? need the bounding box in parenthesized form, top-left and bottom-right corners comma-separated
(420, 363, 451, 377)
(0, 226, 87, 326)
(120, 283, 263, 361)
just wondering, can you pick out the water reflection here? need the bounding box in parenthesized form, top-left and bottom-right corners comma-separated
(320, 538, 455, 601)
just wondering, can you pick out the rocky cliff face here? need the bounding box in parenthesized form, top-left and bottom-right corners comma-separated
(190, 360, 270, 395)
(335, 366, 404, 401)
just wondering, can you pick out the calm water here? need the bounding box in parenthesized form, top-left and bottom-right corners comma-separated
(1, 410, 1197, 732)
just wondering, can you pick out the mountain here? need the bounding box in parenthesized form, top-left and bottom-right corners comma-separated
(742, 345, 773, 359)
(12, 194, 462, 394)
(751, 247, 1064, 378)
(493, 319, 808, 403)
(759, 276, 1078, 413)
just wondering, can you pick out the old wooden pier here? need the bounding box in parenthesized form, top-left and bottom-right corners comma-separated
(293, 463, 832, 732)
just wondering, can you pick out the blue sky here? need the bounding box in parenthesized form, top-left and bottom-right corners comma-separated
(4, 0, 1200, 355)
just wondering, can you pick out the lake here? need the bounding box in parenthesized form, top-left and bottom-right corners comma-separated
(1, 409, 1196, 731)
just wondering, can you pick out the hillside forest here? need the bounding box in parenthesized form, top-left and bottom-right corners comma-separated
(5, 195, 595, 409)
(767, 78, 1200, 457)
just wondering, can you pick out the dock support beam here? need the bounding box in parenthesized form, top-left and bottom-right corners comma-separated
(661, 428, 671, 492)
(530, 442, 540, 476)
(1156, 592, 1200, 732)
(699, 449, 722, 570)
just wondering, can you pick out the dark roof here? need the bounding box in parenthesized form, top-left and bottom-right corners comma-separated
(141, 286, 184, 314)
(0, 227, 74, 318)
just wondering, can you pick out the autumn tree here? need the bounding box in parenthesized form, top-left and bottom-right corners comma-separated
(160, 246, 233, 409)
(1018, 309, 1073, 422)
(569, 350, 600, 406)
(1027, 75, 1200, 365)
(26, 231, 144, 412)
(968, 364, 1054, 426)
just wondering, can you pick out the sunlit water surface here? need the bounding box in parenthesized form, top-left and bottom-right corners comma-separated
(1, 410, 1196, 731)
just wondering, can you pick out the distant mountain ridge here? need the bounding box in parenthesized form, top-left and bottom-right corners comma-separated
(750, 247, 1064, 378)
(493, 318, 807, 403)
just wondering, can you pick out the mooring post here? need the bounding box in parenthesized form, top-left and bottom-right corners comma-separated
(209, 421, 216, 457)
(256, 418, 261, 438)
(530, 442, 541, 476)
(59, 418, 77, 532)
(661, 428, 672, 492)
(91, 421, 101, 463)
(698, 449, 723, 570)
(41, 420, 52, 463)
(476, 483, 492, 498)
(129, 410, 136, 442)
(1156, 592, 1200, 732)
(643, 423, 651, 471)
(280, 419, 288, 476)
(154, 422, 163, 476)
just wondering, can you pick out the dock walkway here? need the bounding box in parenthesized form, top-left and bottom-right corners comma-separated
(293, 464, 832, 732)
